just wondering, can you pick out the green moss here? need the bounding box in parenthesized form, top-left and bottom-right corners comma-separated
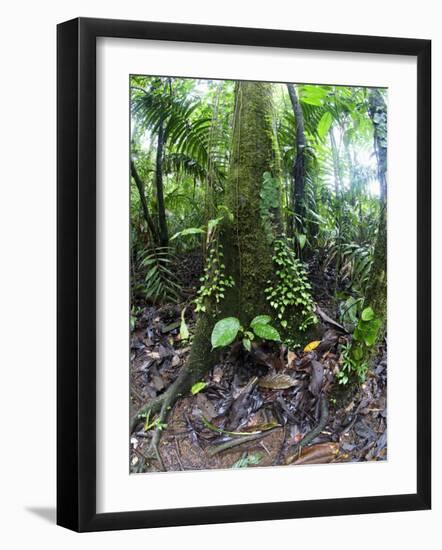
(221, 82, 276, 325)
(185, 311, 219, 384)
(366, 88, 387, 343)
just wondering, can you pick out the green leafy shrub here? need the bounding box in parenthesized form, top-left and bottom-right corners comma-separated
(337, 306, 381, 385)
(265, 238, 317, 331)
(338, 295, 363, 330)
(211, 315, 280, 351)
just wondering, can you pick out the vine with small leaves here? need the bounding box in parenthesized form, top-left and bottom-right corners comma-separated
(265, 238, 317, 332)
(194, 243, 234, 313)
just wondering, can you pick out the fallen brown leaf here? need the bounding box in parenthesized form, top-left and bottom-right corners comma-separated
(287, 350, 297, 369)
(289, 442, 339, 465)
(258, 373, 298, 390)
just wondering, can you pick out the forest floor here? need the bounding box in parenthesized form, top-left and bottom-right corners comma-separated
(130, 253, 387, 473)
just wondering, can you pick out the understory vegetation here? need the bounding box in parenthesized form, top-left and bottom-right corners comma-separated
(129, 77, 387, 472)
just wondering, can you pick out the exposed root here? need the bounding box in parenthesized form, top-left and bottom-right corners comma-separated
(132, 366, 196, 470)
(131, 391, 168, 433)
(131, 312, 217, 470)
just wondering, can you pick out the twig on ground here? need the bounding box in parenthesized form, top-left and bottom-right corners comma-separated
(286, 397, 329, 464)
(207, 428, 277, 457)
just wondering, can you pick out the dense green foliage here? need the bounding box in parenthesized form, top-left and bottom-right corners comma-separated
(130, 76, 387, 362)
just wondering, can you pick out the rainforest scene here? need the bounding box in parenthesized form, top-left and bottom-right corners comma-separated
(129, 76, 387, 473)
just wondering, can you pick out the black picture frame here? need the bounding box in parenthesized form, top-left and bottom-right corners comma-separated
(57, 17, 431, 532)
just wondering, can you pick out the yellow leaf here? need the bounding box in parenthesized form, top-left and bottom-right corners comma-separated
(303, 340, 321, 352)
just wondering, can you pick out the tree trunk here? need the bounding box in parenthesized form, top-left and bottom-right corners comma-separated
(329, 128, 343, 197)
(132, 81, 278, 428)
(130, 159, 159, 244)
(366, 89, 387, 335)
(329, 128, 344, 292)
(287, 84, 306, 243)
(183, 80, 277, 375)
(155, 118, 169, 248)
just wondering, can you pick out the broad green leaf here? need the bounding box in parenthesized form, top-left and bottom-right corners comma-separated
(317, 111, 333, 140)
(211, 317, 241, 348)
(252, 323, 280, 342)
(300, 85, 329, 101)
(300, 96, 323, 106)
(361, 307, 375, 321)
(297, 234, 307, 250)
(170, 227, 205, 240)
(250, 315, 271, 328)
(354, 318, 381, 346)
(191, 381, 207, 395)
(363, 319, 381, 346)
(207, 217, 223, 233)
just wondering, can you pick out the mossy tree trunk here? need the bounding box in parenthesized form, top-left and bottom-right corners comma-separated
(366, 89, 387, 337)
(179, 80, 277, 381)
(220, 81, 276, 322)
(132, 81, 279, 429)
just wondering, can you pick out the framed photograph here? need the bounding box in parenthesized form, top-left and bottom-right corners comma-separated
(57, 17, 431, 532)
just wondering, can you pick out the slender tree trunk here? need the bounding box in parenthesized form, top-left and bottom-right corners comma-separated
(345, 142, 356, 207)
(130, 159, 159, 244)
(329, 128, 344, 292)
(366, 89, 387, 336)
(329, 128, 343, 197)
(205, 81, 222, 223)
(287, 84, 306, 242)
(155, 118, 169, 248)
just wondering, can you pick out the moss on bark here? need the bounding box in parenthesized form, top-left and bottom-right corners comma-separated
(219, 81, 276, 324)
(365, 204, 387, 335)
(169, 83, 278, 387)
(366, 89, 387, 339)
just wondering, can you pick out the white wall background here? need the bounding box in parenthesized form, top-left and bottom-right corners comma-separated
(0, 0, 439, 547)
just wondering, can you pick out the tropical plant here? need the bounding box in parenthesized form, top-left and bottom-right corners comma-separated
(138, 246, 181, 303)
(337, 306, 382, 384)
(265, 238, 317, 331)
(211, 315, 281, 352)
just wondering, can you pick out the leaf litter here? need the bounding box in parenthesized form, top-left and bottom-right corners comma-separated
(130, 269, 387, 473)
